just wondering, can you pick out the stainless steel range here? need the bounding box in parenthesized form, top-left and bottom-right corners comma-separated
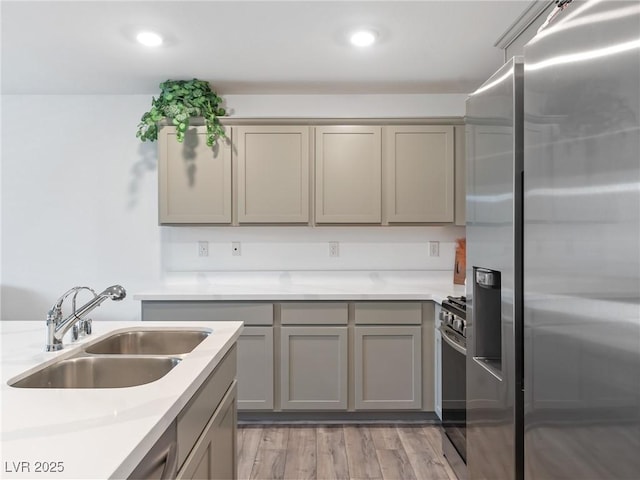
(439, 296, 467, 480)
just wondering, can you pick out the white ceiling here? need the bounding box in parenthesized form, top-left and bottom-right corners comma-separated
(1, 1, 534, 95)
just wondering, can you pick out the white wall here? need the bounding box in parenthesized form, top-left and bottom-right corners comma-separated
(2, 95, 161, 321)
(1, 94, 465, 321)
(224, 93, 466, 117)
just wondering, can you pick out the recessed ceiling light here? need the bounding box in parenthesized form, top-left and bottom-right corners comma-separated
(350, 30, 377, 47)
(136, 31, 163, 47)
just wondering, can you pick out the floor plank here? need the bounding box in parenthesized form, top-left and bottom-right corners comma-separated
(397, 426, 455, 480)
(421, 426, 458, 480)
(239, 424, 455, 480)
(283, 427, 317, 480)
(344, 426, 384, 480)
(249, 426, 290, 480)
(370, 426, 404, 451)
(238, 426, 263, 480)
(376, 448, 418, 480)
(261, 426, 290, 450)
(317, 426, 350, 480)
(250, 448, 287, 480)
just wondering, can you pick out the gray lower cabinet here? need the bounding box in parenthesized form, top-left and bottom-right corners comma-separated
(354, 326, 422, 409)
(141, 300, 436, 415)
(237, 327, 273, 410)
(170, 345, 237, 480)
(280, 326, 348, 410)
(141, 301, 274, 412)
(128, 421, 178, 480)
(178, 382, 237, 480)
(434, 303, 443, 419)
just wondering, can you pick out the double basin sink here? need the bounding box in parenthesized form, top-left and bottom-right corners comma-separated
(10, 329, 211, 389)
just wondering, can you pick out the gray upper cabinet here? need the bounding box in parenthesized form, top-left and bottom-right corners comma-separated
(315, 126, 382, 223)
(158, 125, 232, 224)
(158, 121, 463, 226)
(384, 125, 454, 223)
(234, 126, 310, 223)
(454, 125, 466, 226)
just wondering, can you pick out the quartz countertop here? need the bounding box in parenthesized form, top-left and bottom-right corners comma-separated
(134, 271, 466, 302)
(0, 320, 242, 479)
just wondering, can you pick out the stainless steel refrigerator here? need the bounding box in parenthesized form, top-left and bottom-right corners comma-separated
(465, 1, 640, 479)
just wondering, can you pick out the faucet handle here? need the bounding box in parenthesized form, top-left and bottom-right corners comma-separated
(72, 323, 80, 342)
(84, 318, 92, 336)
(71, 318, 92, 342)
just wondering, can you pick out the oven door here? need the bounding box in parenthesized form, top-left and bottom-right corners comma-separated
(441, 326, 467, 464)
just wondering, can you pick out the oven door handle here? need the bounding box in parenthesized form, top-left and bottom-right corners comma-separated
(439, 326, 467, 356)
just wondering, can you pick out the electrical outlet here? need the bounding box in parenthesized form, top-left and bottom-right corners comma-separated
(232, 241, 241, 256)
(429, 241, 440, 257)
(329, 241, 339, 258)
(198, 241, 209, 257)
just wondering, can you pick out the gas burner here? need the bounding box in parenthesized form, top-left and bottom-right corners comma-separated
(445, 295, 467, 312)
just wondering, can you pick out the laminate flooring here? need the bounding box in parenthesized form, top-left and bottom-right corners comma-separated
(237, 424, 457, 480)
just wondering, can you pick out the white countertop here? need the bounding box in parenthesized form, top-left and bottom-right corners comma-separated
(134, 270, 466, 302)
(0, 320, 242, 479)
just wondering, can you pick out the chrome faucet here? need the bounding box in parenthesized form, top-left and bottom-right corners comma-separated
(46, 285, 126, 351)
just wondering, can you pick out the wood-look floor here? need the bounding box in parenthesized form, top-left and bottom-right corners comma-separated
(237, 424, 457, 480)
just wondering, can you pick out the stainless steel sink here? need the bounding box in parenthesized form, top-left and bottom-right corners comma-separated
(10, 356, 181, 389)
(84, 329, 210, 355)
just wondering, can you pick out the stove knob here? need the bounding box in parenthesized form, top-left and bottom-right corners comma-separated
(439, 310, 446, 321)
(453, 318, 463, 331)
(462, 325, 467, 337)
(446, 313, 454, 326)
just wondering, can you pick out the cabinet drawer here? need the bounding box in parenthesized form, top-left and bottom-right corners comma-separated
(280, 302, 348, 325)
(177, 345, 236, 468)
(142, 301, 273, 326)
(354, 302, 422, 325)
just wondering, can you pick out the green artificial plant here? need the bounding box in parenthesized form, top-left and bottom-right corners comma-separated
(136, 79, 227, 147)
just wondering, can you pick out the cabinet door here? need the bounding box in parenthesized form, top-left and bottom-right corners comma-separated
(280, 326, 348, 409)
(454, 125, 466, 226)
(158, 125, 231, 224)
(315, 126, 382, 223)
(237, 327, 274, 410)
(384, 125, 454, 223)
(354, 326, 422, 409)
(235, 126, 309, 223)
(178, 382, 237, 480)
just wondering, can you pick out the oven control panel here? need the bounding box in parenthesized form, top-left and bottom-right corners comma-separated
(440, 305, 467, 338)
